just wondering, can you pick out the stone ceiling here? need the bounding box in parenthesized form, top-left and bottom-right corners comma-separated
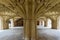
(0, 0, 60, 19)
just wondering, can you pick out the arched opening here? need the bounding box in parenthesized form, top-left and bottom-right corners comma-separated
(14, 18, 23, 27)
(38, 19, 45, 28)
(9, 19, 14, 28)
(7, 17, 24, 39)
(8, 17, 24, 28)
(46, 18, 52, 28)
(37, 17, 52, 29)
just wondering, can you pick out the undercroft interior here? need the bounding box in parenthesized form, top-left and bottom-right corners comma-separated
(0, 0, 60, 40)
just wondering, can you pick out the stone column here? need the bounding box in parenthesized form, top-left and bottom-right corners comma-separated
(44, 20, 47, 27)
(24, 0, 38, 40)
(52, 19, 57, 29)
(57, 16, 60, 29)
(23, 18, 31, 40)
(2, 16, 9, 29)
(0, 16, 3, 30)
(23, 18, 37, 40)
(31, 19, 37, 40)
(44, 19, 48, 27)
(2, 18, 9, 29)
(39, 20, 41, 26)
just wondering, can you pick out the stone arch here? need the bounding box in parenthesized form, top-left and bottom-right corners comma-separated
(37, 15, 53, 28)
(48, 16, 58, 29)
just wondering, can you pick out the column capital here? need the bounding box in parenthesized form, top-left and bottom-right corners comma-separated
(2, 16, 10, 21)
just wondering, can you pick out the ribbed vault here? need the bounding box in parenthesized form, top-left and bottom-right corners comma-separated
(0, 0, 25, 18)
(0, 0, 60, 19)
